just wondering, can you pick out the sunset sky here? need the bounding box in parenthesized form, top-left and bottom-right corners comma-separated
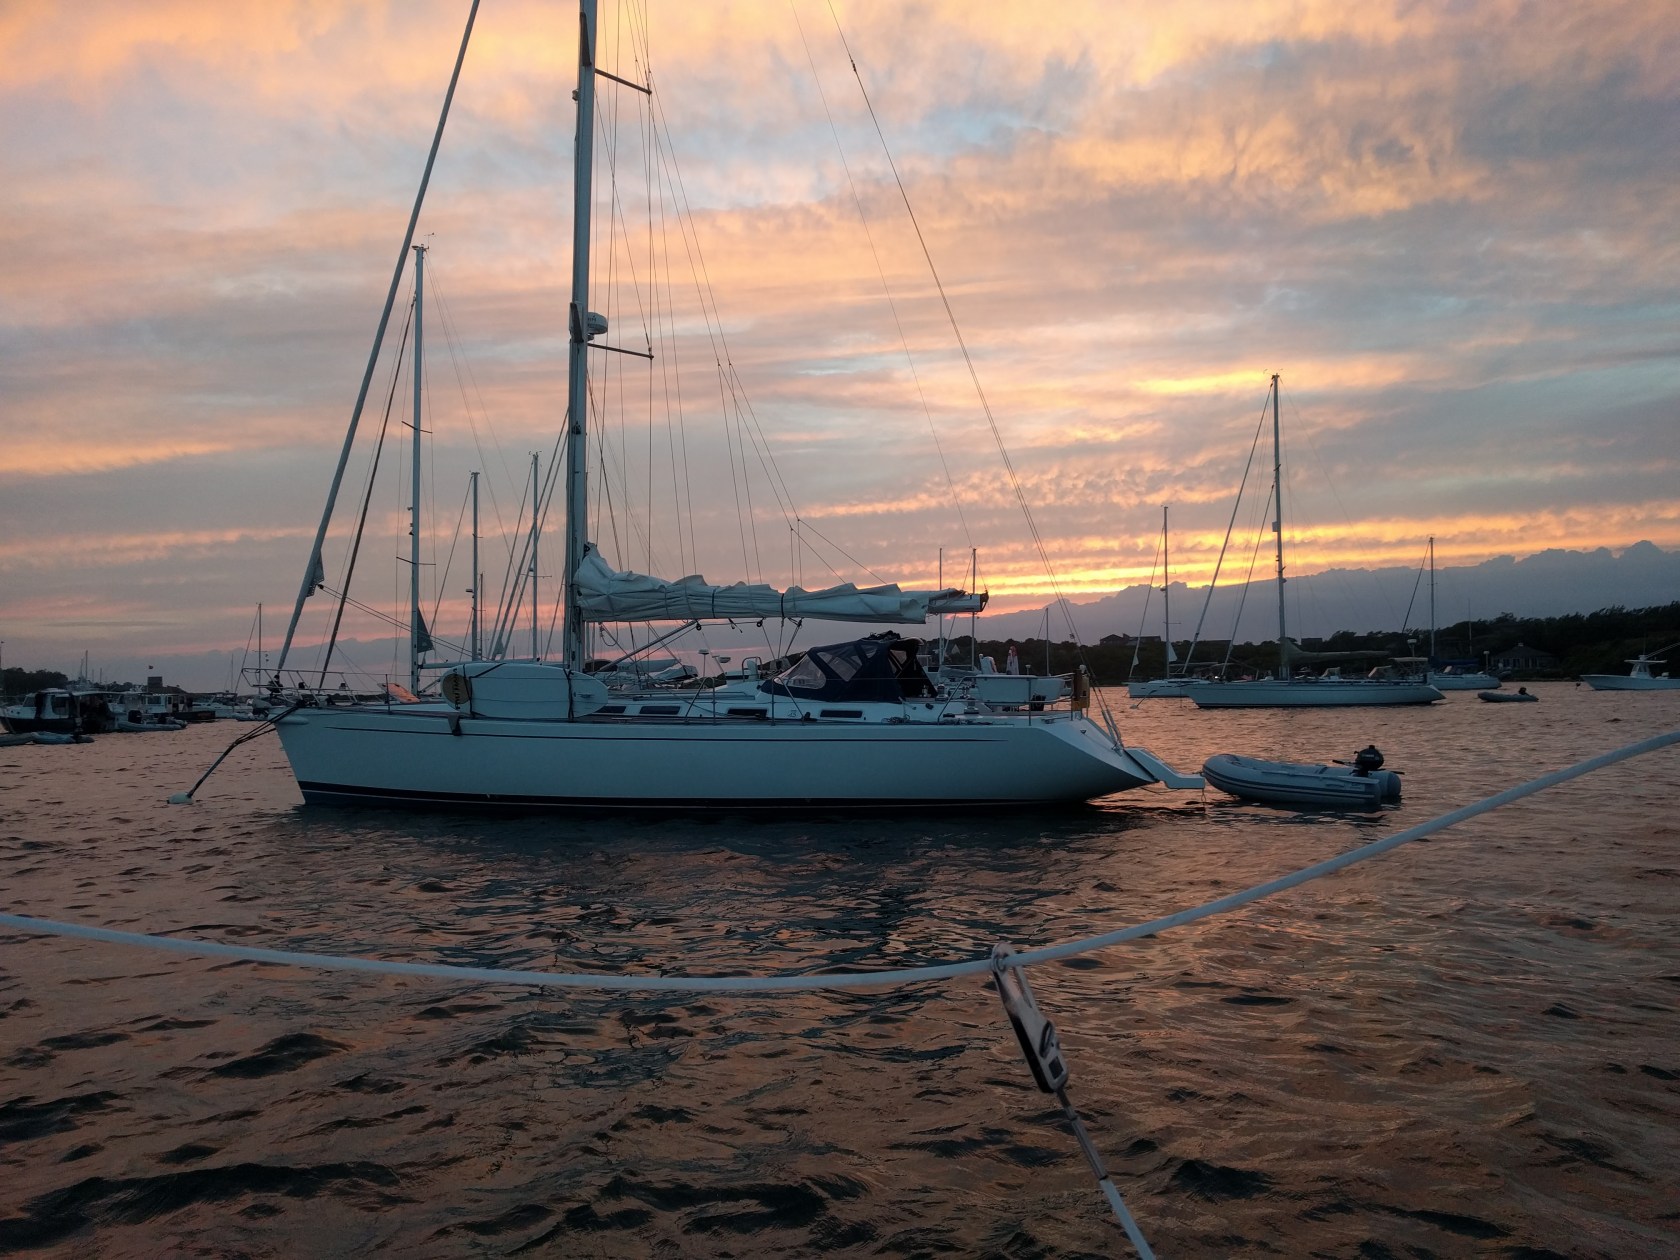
(2, 0, 1676, 689)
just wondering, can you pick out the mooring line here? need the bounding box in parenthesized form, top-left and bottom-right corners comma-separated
(3, 728, 1675, 993)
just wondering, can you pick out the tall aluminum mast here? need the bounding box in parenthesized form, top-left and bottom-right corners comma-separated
(561, 1, 599, 670)
(409, 244, 426, 693)
(469, 470, 480, 661)
(1270, 373, 1287, 677)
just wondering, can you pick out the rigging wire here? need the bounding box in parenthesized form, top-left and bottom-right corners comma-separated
(789, 0, 974, 551)
(1399, 538, 1431, 638)
(1187, 390, 1273, 675)
(319, 300, 414, 686)
(823, 3, 1107, 712)
(1223, 480, 1275, 673)
(1128, 532, 1163, 680)
(275, 0, 481, 677)
(643, 72, 807, 557)
(1282, 385, 1405, 636)
(429, 480, 474, 642)
(425, 264, 516, 558)
(317, 586, 465, 661)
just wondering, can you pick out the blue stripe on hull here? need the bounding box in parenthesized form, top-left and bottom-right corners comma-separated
(296, 780, 1065, 814)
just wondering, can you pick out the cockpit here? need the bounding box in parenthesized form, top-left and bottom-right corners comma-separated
(758, 635, 936, 703)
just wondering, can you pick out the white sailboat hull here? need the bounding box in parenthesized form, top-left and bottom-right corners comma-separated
(1428, 671, 1500, 691)
(1127, 677, 1212, 699)
(1191, 679, 1443, 708)
(274, 705, 1162, 810)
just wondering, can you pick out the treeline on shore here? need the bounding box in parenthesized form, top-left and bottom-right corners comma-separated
(1, 669, 152, 701)
(959, 601, 1680, 685)
(6, 601, 1674, 698)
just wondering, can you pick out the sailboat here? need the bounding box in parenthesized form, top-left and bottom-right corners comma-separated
(1420, 537, 1500, 690)
(1127, 506, 1210, 698)
(1192, 376, 1443, 709)
(263, 2, 1196, 811)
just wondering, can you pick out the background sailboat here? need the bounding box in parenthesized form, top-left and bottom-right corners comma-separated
(1420, 536, 1500, 690)
(1193, 375, 1443, 709)
(1127, 506, 1210, 698)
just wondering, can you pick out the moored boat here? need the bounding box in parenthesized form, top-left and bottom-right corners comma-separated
(0, 689, 117, 736)
(1581, 651, 1680, 691)
(1193, 674, 1443, 708)
(1429, 668, 1502, 691)
(278, 635, 1170, 810)
(261, 4, 1196, 813)
(1201, 746, 1402, 810)
(1128, 676, 1214, 698)
(1126, 506, 1212, 699)
(1191, 378, 1442, 710)
(1479, 687, 1536, 703)
(1420, 537, 1500, 690)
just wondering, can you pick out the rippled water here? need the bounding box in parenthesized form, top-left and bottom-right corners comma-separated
(2, 685, 1677, 1257)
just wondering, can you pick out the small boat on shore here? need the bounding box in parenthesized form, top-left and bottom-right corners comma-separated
(1202, 746, 1402, 811)
(1479, 687, 1537, 703)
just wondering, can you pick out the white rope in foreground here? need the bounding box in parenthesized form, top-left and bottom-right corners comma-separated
(2, 729, 1676, 991)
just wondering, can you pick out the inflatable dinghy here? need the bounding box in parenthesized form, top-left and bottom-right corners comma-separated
(1202, 745, 1401, 810)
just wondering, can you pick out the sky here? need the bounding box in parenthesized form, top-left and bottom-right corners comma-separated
(2, 0, 1677, 690)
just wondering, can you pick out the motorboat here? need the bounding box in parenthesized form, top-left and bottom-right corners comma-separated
(1581, 651, 1680, 691)
(0, 689, 118, 736)
(1201, 746, 1402, 811)
(110, 689, 199, 728)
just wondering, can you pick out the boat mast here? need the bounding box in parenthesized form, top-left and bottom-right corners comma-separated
(1428, 534, 1437, 663)
(274, 2, 480, 675)
(561, 0, 599, 670)
(937, 547, 944, 667)
(1161, 505, 1172, 677)
(469, 470, 480, 661)
(530, 452, 541, 659)
(1270, 373, 1287, 679)
(969, 548, 978, 666)
(410, 243, 426, 694)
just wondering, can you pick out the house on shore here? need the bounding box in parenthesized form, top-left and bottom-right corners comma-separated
(1490, 643, 1559, 676)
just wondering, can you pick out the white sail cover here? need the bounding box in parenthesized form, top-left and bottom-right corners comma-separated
(574, 548, 986, 624)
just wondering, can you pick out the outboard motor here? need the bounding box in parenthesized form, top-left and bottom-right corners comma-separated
(1352, 745, 1385, 775)
(1349, 744, 1403, 803)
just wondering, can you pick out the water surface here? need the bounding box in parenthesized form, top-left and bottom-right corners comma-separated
(2, 685, 1677, 1256)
